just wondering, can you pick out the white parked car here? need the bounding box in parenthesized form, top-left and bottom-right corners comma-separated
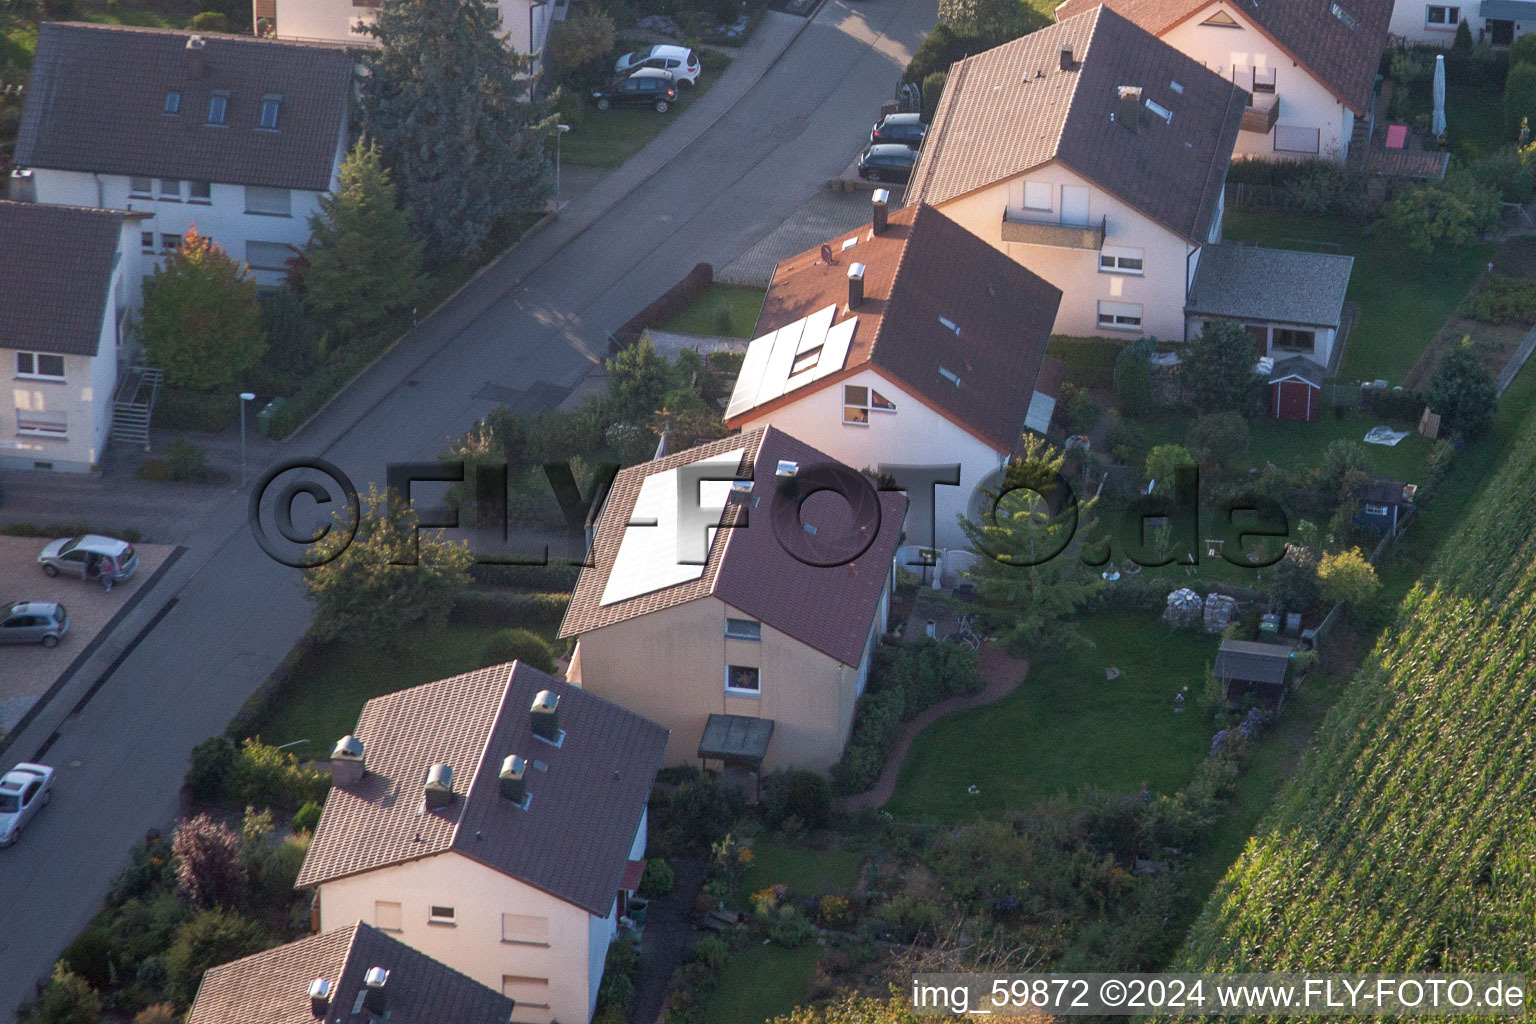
(614, 44, 700, 86)
(0, 763, 53, 846)
(37, 534, 139, 582)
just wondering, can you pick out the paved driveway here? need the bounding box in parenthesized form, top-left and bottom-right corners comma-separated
(0, 0, 936, 1007)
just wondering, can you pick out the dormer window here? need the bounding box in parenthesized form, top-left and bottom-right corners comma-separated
(207, 91, 229, 125)
(163, 90, 181, 114)
(259, 94, 281, 130)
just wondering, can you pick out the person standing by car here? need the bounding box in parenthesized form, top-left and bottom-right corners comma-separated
(89, 553, 114, 593)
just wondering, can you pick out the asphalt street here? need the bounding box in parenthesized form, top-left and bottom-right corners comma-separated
(0, 0, 935, 1009)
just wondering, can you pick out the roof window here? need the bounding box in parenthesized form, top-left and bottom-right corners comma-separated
(207, 90, 228, 125)
(163, 90, 180, 114)
(1330, 1, 1359, 29)
(1145, 98, 1172, 123)
(259, 94, 281, 130)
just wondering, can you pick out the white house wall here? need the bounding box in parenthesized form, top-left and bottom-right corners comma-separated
(316, 849, 614, 1024)
(932, 161, 1200, 341)
(1388, 0, 1468, 42)
(272, 0, 547, 57)
(737, 367, 1005, 553)
(1161, 2, 1354, 161)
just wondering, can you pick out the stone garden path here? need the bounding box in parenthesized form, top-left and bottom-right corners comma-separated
(836, 643, 1030, 813)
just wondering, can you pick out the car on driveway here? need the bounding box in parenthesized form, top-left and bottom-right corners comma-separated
(37, 534, 138, 582)
(869, 112, 926, 148)
(857, 143, 917, 183)
(0, 601, 68, 648)
(0, 763, 53, 846)
(614, 45, 699, 86)
(592, 68, 679, 112)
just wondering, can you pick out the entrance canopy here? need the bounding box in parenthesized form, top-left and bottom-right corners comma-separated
(698, 714, 775, 766)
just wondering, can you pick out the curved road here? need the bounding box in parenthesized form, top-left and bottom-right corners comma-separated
(0, 0, 934, 1011)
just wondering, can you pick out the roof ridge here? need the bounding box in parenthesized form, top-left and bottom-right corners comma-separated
(864, 208, 920, 359)
(447, 663, 520, 851)
(708, 429, 770, 585)
(45, 19, 352, 48)
(909, 56, 970, 204)
(1051, 5, 1103, 165)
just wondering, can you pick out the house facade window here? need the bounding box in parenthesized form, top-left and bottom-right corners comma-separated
(1252, 66, 1276, 94)
(725, 617, 761, 641)
(502, 976, 551, 1011)
(16, 352, 65, 379)
(141, 231, 156, 253)
(129, 176, 153, 198)
(245, 186, 292, 216)
(374, 900, 402, 931)
(189, 181, 212, 203)
(17, 410, 67, 436)
(246, 241, 294, 273)
(842, 384, 896, 424)
(726, 664, 760, 695)
(1363, 502, 1390, 516)
(501, 913, 550, 946)
(1097, 301, 1142, 330)
(1274, 124, 1321, 154)
(161, 233, 182, 252)
(1426, 4, 1459, 25)
(158, 178, 181, 201)
(1099, 246, 1144, 274)
(1022, 180, 1051, 210)
(1273, 328, 1316, 352)
(428, 905, 455, 925)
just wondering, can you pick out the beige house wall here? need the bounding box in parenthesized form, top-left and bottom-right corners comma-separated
(932, 160, 1203, 341)
(569, 594, 879, 772)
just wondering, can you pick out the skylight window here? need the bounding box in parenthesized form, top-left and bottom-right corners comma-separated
(939, 367, 962, 386)
(207, 91, 228, 125)
(1330, 1, 1358, 29)
(840, 237, 858, 251)
(791, 346, 823, 376)
(1145, 98, 1172, 123)
(1169, 80, 1183, 94)
(163, 90, 180, 114)
(259, 94, 281, 130)
(938, 315, 961, 335)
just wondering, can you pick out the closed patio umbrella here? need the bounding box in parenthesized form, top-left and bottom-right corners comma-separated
(1431, 53, 1447, 137)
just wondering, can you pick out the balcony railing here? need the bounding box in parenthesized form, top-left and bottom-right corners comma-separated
(1000, 211, 1107, 250)
(1241, 97, 1280, 134)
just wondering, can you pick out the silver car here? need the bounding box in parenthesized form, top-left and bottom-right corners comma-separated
(37, 534, 139, 582)
(0, 602, 69, 647)
(0, 763, 54, 846)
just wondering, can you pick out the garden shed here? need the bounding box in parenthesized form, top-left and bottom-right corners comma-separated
(1214, 639, 1294, 707)
(1268, 357, 1323, 422)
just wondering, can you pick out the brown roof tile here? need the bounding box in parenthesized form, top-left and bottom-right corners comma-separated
(17, 22, 352, 191)
(296, 663, 668, 918)
(907, 6, 1246, 244)
(1053, 0, 1391, 114)
(736, 204, 1061, 452)
(0, 200, 128, 357)
(188, 922, 516, 1024)
(559, 427, 907, 667)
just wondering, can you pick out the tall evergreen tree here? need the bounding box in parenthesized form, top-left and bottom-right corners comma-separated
(304, 139, 423, 337)
(364, 0, 555, 266)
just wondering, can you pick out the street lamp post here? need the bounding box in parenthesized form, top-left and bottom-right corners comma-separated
(239, 392, 256, 489)
(556, 123, 571, 208)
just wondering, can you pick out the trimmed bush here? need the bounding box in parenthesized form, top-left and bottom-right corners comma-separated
(639, 857, 676, 898)
(451, 590, 571, 628)
(292, 800, 323, 834)
(228, 738, 330, 812)
(760, 769, 833, 830)
(480, 627, 557, 674)
(185, 737, 236, 803)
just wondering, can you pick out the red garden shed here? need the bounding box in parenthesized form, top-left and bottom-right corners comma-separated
(1268, 358, 1322, 422)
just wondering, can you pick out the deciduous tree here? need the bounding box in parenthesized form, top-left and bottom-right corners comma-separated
(1426, 335, 1497, 437)
(172, 813, 246, 910)
(1388, 169, 1499, 257)
(1317, 547, 1380, 607)
(139, 228, 264, 391)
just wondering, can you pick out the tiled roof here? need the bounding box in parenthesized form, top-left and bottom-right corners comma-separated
(188, 922, 516, 1024)
(17, 22, 352, 190)
(0, 200, 128, 357)
(1053, 0, 1391, 114)
(735, 204, 1061, 452)
(296, 663, 668, 918)
(1186, 244, 1354, 328)
(908, 6, 1246, 244)
(1214, 639, 1291, 684)
(560, 427, 907, 667)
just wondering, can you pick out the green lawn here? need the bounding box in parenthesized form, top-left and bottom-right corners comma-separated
(562, 65, 727, 168)
(1403, 78, 1506, 160)
(657, 284, 766, 339)
(702, 945, 821, 1024)
(736, 839, 862, 907)
(1222, 209, 1493, 384)
(885, 613, 1217, 821)
(247, 623, 549, 755)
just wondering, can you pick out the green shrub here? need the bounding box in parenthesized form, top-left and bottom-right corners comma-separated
(60, 927, 116, 991)
(1512, 32, 1536, 69)
(228, 738, 329, 812)
(768, 906, 817, 947)
(596, 938, 641, 1012)
(450, 590, 571, 628)
(18, 965, 102, 1024)
(185, 737, 236, 803)
(639, 857, 676, 898)
(649, 773, 746, 856)
(151, 388, 238, 432)
(188, 11, 229, 30)
(691, 934, 729, 973)
(136, 460, 176, 483)
(480, 627, 557, 673)
(165, 909, 268, 1006)
(921, 71, 947, 123)
(1046, 334, 1124, 388)
(1465, 274, 1536, 324)
(1467, 148, 1535, 203)
(1055, 382, 1100, 435)
(292, 800, 323, 834)
(832, 686, 903, 794)
(167, 437, 209, 482)
(760, 769, 832, 830)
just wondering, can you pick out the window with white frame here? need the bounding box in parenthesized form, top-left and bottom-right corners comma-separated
(428, 905, 455, 925)
(246, 241, 294, 273)
(129, 176, 153, 197)
(725, 617, 761, 640)
(1363, 503, 1390, 516)
(17, 409, 66, 436)
(141, 231, 155, 253)
(374, 901, 402, 931)
(1099, 246, 1144, 274)
(16, 352, 65, 379)
(161, 233, 182, 252)
(259, 94, 282, 130)
(158, 178, 180, 201)
(1426, 4, 1459, 25)
(1022, 180, 1052, 210)
(207, 90, 229, 125)
(842, 384, 896, 424)
(726, 664, 760, 694)
(188, 181, 212, 203)
(1096, 301, 1142, 330)
(245, 185, 292, 216)
(501, 914, 550, 946)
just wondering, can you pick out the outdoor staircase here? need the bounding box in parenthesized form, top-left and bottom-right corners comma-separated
(111, 365, 164, 448)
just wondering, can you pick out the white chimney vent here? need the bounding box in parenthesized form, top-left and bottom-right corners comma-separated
(776, 460, 799, 479)
(424, 763, 454, 808)
(307, 978, 332, 1019)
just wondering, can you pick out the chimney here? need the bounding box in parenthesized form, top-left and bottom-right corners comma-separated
(424, 763, 454, 809)
(1060, 47, 1074, 71)
(847, 262, 866, 309)
(8, 169, 34, 203)
(531, 690, 560, 742)
(184, 35, 208, 80)
(1116, 86, 1142, 131)
(307, 979, 332, 1019)
(500, 755, 528, 805)
(362, 968, 389, 1016)
(331, 735, 365, 786)
(870, 189, 890, 234)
